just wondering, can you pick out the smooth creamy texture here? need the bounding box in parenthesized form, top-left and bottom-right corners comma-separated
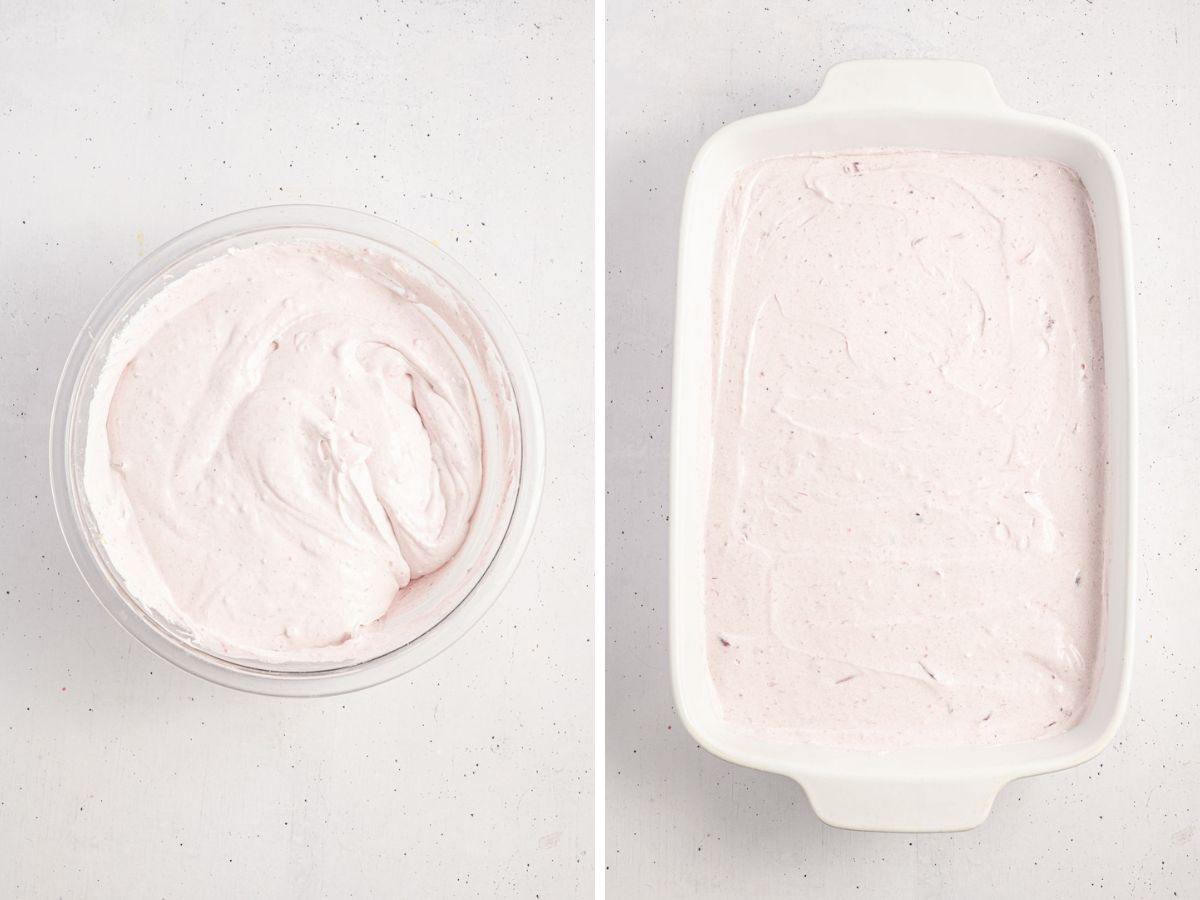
(85, 240, 518, 663)
(705, 150, 1107, 750)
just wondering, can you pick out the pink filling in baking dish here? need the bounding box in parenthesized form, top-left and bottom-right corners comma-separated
(704, 149, 1107, 751)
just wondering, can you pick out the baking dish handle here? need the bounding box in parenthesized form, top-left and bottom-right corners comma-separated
(798, 774, 1006, 832)
(807, 59, 1008, 114)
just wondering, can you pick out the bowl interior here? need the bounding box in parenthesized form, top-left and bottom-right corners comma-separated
(52, 206, 543, 695)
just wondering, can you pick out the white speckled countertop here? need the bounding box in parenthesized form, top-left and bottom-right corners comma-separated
(0, 1, 593, 897)
(607, 1, 1198, 896)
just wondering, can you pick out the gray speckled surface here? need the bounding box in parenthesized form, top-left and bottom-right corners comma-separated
(606, 1, 1198, 897)
(0, 1, 593, 897)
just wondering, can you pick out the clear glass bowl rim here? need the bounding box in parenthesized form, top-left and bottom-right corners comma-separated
(48, 204, 546, 697)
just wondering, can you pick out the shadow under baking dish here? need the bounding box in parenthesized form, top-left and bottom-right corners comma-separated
(50, 205, 545, 697)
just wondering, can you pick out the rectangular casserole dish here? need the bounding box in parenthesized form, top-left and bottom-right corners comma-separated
(669, 59, 1137, 832)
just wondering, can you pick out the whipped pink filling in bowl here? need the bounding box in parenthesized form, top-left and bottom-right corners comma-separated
(50, 206, 544, 696)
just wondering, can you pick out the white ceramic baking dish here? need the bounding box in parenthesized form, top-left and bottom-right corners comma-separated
(669, 59, 1136, 832)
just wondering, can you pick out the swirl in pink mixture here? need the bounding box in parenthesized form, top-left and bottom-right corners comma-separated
(706, 150, 1107, 750)
(85, 241, 518, 663)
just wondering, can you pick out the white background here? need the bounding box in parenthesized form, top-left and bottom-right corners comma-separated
(607, 1, 1199, 897)
(0, 1, 593, 897)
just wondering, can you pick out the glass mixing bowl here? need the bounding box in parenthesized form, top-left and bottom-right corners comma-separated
(49, 205, 545, 696)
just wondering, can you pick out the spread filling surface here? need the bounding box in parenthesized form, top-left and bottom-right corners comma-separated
(705, 150, 1107, 749)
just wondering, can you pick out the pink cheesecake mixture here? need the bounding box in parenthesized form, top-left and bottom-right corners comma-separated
(85, 241, 518, 664)
(705, 150, 1107, 750)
